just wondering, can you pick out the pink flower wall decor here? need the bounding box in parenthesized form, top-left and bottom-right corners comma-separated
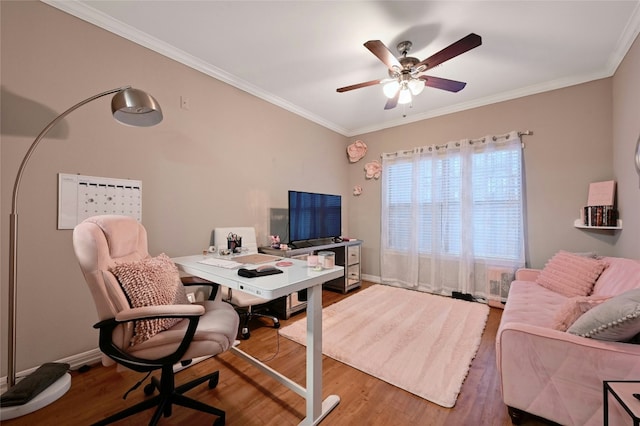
(347, 140, 367, 163)
(353, 185, 363, 196)
(364, 160, 382, 179)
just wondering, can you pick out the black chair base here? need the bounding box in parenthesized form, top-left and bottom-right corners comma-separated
(93, 366, 225, 426)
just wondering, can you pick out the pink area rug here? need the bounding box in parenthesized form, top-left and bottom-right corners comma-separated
(279, 284, 489, 407)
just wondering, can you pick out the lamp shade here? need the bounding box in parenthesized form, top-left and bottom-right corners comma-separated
(383, 80, 400, 99)
(112, 88, 163, 127)
(408, 78, 425, 96)
(398, 88, 412, 104)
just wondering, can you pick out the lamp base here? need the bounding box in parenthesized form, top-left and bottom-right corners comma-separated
(0, 373, 71, 421)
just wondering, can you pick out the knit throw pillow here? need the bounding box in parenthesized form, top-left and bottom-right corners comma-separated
(552, 295, 612, 331)
(111, 253, 190, 346)
(536, 251, 607, 297)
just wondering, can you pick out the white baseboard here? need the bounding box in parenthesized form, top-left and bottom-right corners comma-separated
(0, 348, 102, 393)
(362, 273, 381, 284)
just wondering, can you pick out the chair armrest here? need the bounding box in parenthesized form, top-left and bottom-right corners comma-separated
(115, 304, 204, 323)
(514, 268, 541, 281)
(94, 305, 204, 373)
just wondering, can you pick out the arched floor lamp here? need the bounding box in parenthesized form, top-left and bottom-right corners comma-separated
(1, 86, 163, 420)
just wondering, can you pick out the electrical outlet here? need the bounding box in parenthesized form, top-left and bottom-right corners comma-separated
(186, 293, 196, 303)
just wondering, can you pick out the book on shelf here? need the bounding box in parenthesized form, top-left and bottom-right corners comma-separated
(587, 180, 616, 206)
(581, 180, 618, 227)
(582, 205, 618, 227)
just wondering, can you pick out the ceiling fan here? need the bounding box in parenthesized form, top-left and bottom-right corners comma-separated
(337, 33, 482, 110)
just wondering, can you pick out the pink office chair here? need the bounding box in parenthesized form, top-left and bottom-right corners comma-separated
(73, 215, 239, 426)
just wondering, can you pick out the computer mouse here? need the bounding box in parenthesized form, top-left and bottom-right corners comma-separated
(256, 265, 278, 272)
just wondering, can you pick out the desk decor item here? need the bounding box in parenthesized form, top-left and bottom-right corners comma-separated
(227, 232, 242, 252)
(317, 251, 336, 269)
(364, 160, 382, 179)
(2, 86, 162, 420)
(307, 255, 319, 267)
(347, 140, 367, 163)
(269, 235, 280, 248)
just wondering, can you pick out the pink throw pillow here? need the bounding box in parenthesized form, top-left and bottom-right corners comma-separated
(552, 295, 612, 331)
(112, 253, 190, 346)
(536, 251, 607, 297)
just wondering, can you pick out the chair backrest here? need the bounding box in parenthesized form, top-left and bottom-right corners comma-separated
(73, 215, 149, 355)
(214, 227, 258, 254)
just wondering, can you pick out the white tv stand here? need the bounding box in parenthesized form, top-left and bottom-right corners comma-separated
(259, 240, 362, 318)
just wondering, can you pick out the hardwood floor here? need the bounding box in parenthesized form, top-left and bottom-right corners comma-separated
(3, 282, 552, 425)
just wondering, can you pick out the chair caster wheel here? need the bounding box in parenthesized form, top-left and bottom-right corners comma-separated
(241, 327, 250, 339)
(213, 416, 225, 426)
(208, 373, 219, 389)
(143, 383, 156, 396)
(273, 321, 281, 329)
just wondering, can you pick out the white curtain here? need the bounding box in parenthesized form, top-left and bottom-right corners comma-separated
(380, 131, 525, 300)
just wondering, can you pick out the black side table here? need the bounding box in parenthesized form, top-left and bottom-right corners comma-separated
(604, 380, 640, 426)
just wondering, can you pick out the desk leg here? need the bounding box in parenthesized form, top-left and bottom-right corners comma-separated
(302, 284, 340, 426)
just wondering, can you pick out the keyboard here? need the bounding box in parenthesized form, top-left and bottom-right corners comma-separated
(197, 257, 242, 269)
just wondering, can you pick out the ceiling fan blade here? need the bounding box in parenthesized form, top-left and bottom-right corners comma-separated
(419, 75, 467, 92)
(364, 40, 401, 71)
(337, 78, 384, 93)
(416, 33, 482, 70)
(384, 91, 399, 110)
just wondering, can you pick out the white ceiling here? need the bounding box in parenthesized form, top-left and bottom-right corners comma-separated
(44, 1, 640, 137)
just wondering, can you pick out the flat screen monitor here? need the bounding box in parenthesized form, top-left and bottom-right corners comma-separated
(288, 190, 341, 244)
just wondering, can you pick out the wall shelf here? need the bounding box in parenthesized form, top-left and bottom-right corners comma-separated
(573, 219, 622, 230)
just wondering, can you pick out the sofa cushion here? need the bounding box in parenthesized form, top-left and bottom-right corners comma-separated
(500, 281, 568, 329)
(567, 288, 640, 341)
(111, 253, 190, 346)
(535, 251, 607, 297)
(592, 257, 640, 296)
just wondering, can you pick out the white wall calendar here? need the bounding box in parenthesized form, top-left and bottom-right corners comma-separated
(57, 173, 142, 229)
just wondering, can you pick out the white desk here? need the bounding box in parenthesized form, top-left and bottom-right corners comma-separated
(172, 255, 343, 425)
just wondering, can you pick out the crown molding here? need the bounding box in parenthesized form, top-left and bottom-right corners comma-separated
(42, 0, 350, 136)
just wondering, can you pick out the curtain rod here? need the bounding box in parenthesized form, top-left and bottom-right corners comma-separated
(384, 130, 534, 157)
(469, 130, 534, 145)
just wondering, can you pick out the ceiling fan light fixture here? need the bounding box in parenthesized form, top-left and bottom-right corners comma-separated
(398, 88, 412, 104)
(383, 80, 400, 98)
(337, 34, 481, 111)
(408, 78, 425, 96)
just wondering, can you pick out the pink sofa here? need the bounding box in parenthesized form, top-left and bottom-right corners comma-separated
(496, 255, 640, 425)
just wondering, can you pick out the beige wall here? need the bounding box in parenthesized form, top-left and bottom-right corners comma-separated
(349, 78, 626, 275)
(1, 1, 638, 376)
(612, 35, 640, 258)
(1, 2, 348, 375)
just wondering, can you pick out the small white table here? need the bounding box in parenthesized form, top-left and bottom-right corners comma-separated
(172, 255, 343, 425)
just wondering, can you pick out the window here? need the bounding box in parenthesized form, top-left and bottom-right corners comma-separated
(383, 139, 524, 262)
